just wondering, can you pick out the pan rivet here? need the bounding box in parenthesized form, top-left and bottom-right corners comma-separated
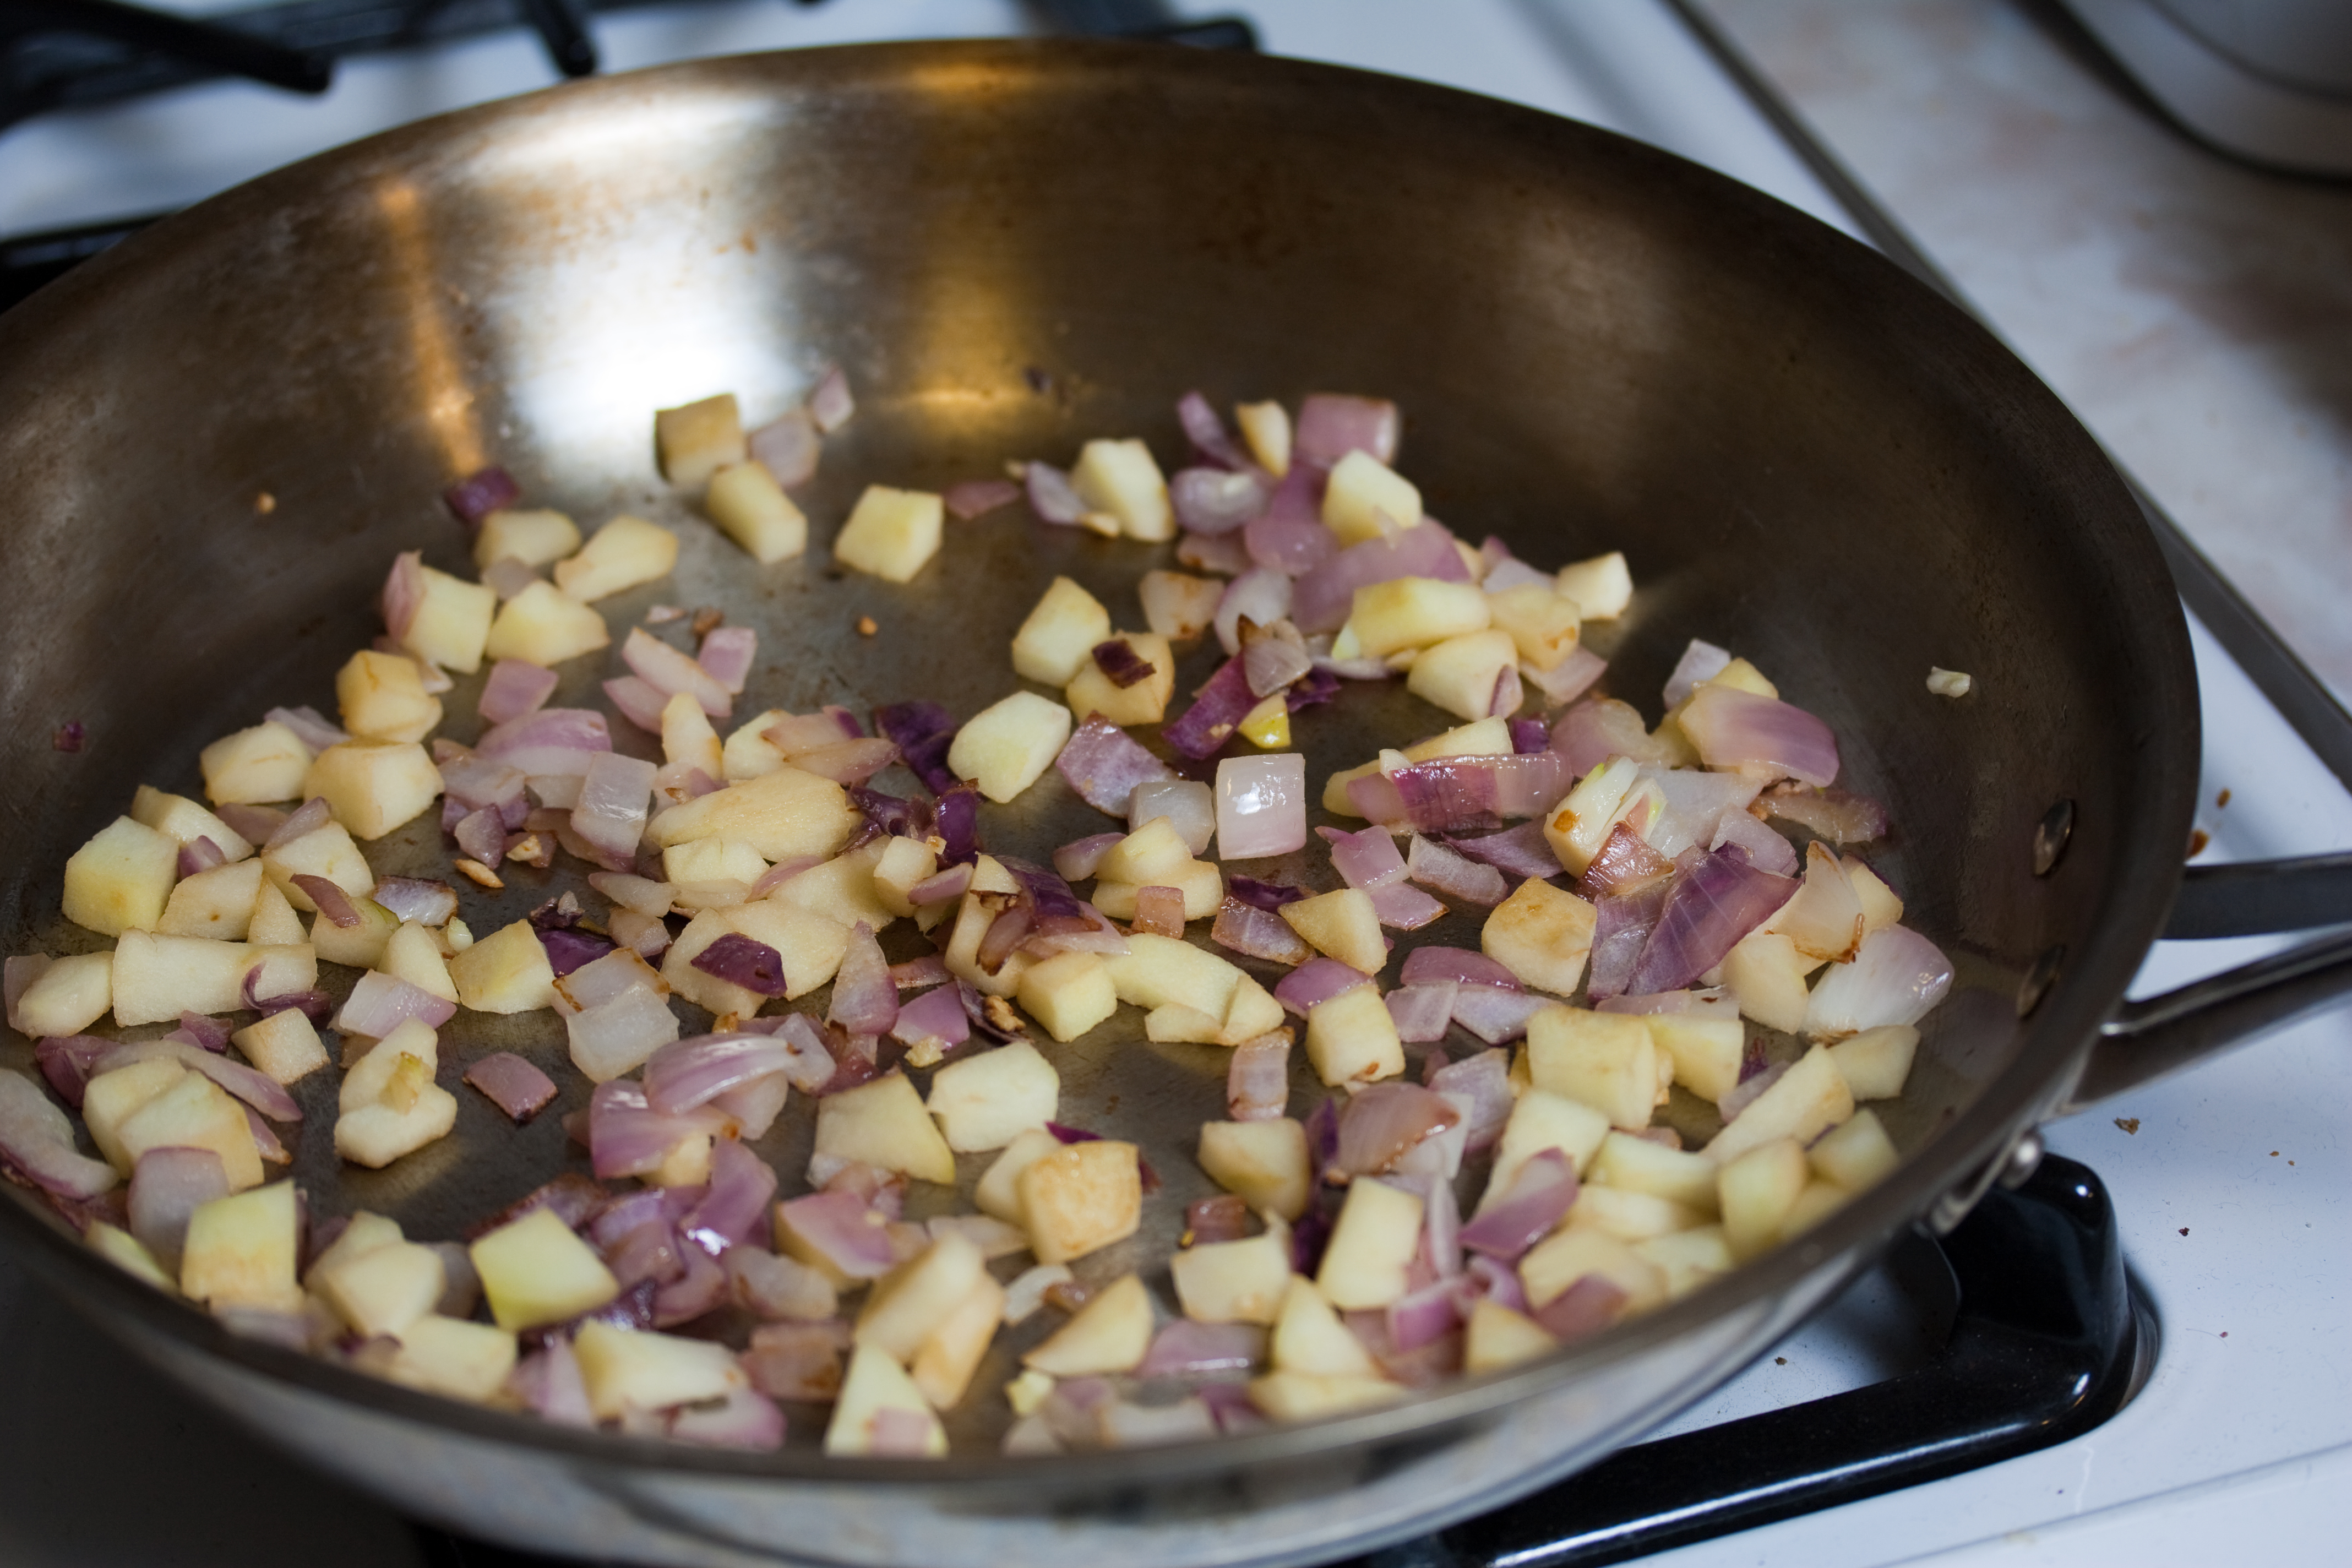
(1997, 1129, 2045, 1189)
(2017, 944, 2065, 1017)
(2032, 799, 2074, 877)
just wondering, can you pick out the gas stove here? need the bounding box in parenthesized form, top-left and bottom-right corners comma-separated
(2, 3, 2347, 1566)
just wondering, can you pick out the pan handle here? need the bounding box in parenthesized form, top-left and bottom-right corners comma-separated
(2064, 924, 2352, 1111)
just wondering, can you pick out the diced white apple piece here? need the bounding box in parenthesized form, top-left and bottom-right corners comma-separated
(1103, 930, 1243, 1017)
(160, 857, 264, 940)
(649, 761, 861, 862)
(1322, 760, 1380, 817)
(132, 786, 255, 862)
(1095, 817, 1192, 885)
(1706, 1044, 1855, 1165)
(11, 951, 113, 1036)
(947, 691, 1071, 803)
(448, 918, 557, 1014)
(88, 1221, 177, 1293)
(1541, 754, 1638, 879)
(378, 919, 458, 1002)
(1555, 551, 1632, 618)
(1520, 1224, 1665, 1315)
(576, 1319, 745, 1419)
(553, 515, 679, 603)
(1320, 449, 1420, 545)
(118, 1071, 264, 1190)
(400, 564, 496, 673)
(315, 1237, 445, 1338)
(1065, 632, 1175, 727)
(1011, 576, 1115, 687)
(1022, 1272, 1153, 1375)
(471, 1206, 620, 1331)
(1398, 717, 1513, 763)
(720, 708, 788, 781)
(1348, 578, 1490, 659)
(1780, 1179, 1852, 1240)
(305, 1211, 403, 1288)
(1591, 1131, 1721, 1214)
(1464, 1299, 1558, 1374)
(834, 484, 945, 582)
(926, 1040, 1059, 1152)
(1809, 1107, 1899, 1190)
(1485, 583, 1582, 671)
(82, 1058, 191, 1172)
(856, 1232, 986, 1362)
(1719, 929, 1812, 1036)
(939, 860, 1031, 999)
(706, 460, 808, 563)
(1250, 1369, 1406, 1421)
(200, 721, 311, 805)
(311, 894, 400, 968)
(1235, 400, 1291, 476)
(1717, 1137, 1810, 1260)
(656, 393, 746, 486)
(110, 934, 315, 1026)
(259, 821, 373, 916)
(1280, 888, 1387, 975)
(1198, 1118, 1312, 1222)
(1223, 977, 1286, 1047)
(1016, 1139, 1141, 1264)
(663, 838, 767, 888)
(827, 1343, 948, 1456)
(1071, 439, 1172, 542)
(1566, 1184, 1703, 1241)
(1304, 984, 1405, 1087)
(1526, 1006, 1659, 1128)
(1269, 1276, 1380, 1376)
(62, 815, 177, 937)
(474, 507, 579, 570)
(1643, 1012, 1744, 1107)
(1482, 1089, 1611, 1210)
(335, 650, 443, 744)
(974, 1126, 1060, 1227)
(1481, 878, 1597, 996)
(483, 580, 610, 666)
(1828, 1024, 1919, 1101)
(1092, 858, 1223, 924)
(816, 1073, 957, 1185)
(303, 741, 443, 840)
(1171, 1231, 1290, 1324)
(663, 900, 849, 1014)
(179, 1180, 302, 1312)
(775, 841, 896, 932)
(248, 880, 306, 946)
(658, 692, 724, 789)
(385, 1314, 517, 1403)
(1316, 1178, 1423, 1310)
(1632, 1224, 1735, 1299)
(232, 1006, 328, 1085)
(336, 1019, 459, 1168)
(1760, 842, 1868, 965)
(910, 1270, 1007, 1410)
(1408, 629, 1522, 721)
(1843, 856, 1902, 933)
(870, 836, 939, 917)
(1003, 954, 1109, 1048)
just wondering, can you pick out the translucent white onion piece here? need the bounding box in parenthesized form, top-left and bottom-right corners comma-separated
(1226, 1031, 1292, 1121)
(463, 1052, 558, 1123)
(1139, 569, 1227, 641)
(1215, 753, 1307, 861)
(696, 627, 757, 695)
(1213, 568, 1292, 657)
(564, 982, 682, 1083)
(1428, 1048, 1513, 1151)
(128, 1146, 229, 1270)
(477, 659, 559, 726)
(1803, 925, 1953, 1041)
(749, 406, 819, 487)
(622, 628, 732, 719)
(571, 752, 657, 869)
(334, 970, 458, 1039)
(1662, 639, 1733, 709)
(1677, 685, 1839, 788)
(1129, 778, 1215, 854)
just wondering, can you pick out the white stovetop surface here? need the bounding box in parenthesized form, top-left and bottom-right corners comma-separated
(3, 2, 2348, 1565)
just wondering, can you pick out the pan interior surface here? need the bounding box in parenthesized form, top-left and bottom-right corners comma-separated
(0, 37, 2194, 1560)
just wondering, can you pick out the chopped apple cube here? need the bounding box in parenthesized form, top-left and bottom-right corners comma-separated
(706, 461, 808, 564)
(926, 1039, 1060, 1151)
(474, 507, 579, 570)
(310, 894, 400, 968)
(1781, 1179, 1852, 1240)
(401, 564, 497, 673)
(1011, 576, 1114, 687)
(663, 900, 849, 1014)
(1543, 754, 1639, 877)
(655, 393, 745, 487)
(1486, 583, 1582, 671)
(1249, 1369, 1406, 1421)
(10, 951, 113, 1037)
(1305, 984, 1405, 1087)
(1170, 1231, 1289, 1325)
(88, 1221, 177, 1293)
(1646, 1012, 1746, 1105)
(1095, 816, 1193, 885)
(160, 857, 264, 939)
(1016, 1139, 1141, 1263)
(336, 649, 442, 744)
(946, 690, 1071, 803)
(232, 1006, 328, 1085)
(720, 708, 788, 781)
(1844, 857, 1903, 933)
(62, 815, 177, 937)
(1519, 1225, 1665, 1314)
(261, 820, 373, 910)
(910, 1270, 1007, 1410)
(648, 761, 861, 862)
(1103, 930, 1243, 1016)
(131, 787, 255, 862)
(1481, 878, 1597, 996)
(247, 880, 306, 946)
(179, 1180, 302, 1312)
(1634, 1224, 1735, 1298)
(1464, 1299, 1558, 1374)
(118, 1071, 263, 1191)
(1091, 857, 1222, 923)
(1591, 1131, 1721, 1214)
(553, 515, 679, 603)
(109, 934, 315, 1025)
(575, 1319, 744, 1419)
(1197, 1118, 1312, 1221)
(816, 1073, 957, 1185)
(659, 690, 725, 783)
(1316, 1178, 1424, 1309)
(1566, 1184, 1703, 1242)
(1706, 1045, 1855, 1165)
(1482, 1088, 1611, 1208)
(1022, 1272, 1153, 1375)
(1320, 449, 1420, 545)
(974, 1126, 1061, 1227)
(1070, 439, 1172, 542)
(483, 580, 609, 666)
(869, 834, 939, 917)
(1809, 1107, 1899, 1190)
(774, 841, 896, 932)
(1348, 578, 1490, 659)
(1280, 888, 1387, 975)
(386, 1315, 518, 1403)
(1235, 400, 1291, 476)
(1555, 551, 1632, 618)
(447, 918, 557, 1014)
(379, 919, 458, 1001)
(1526, 1006, 1660, 1128)
(336, 1019, 459, 1168)
(856, 1232, 987, 1362)
(472, 1206, 621, 1331)
(834, 484, 944, 582)
(1716, 1137, 1810, 1260)
(302, 741, 442, 840)
(1407, 628, 1522, 721)
(1064, 633, 1175, 727)
(662, 838, 768, 889)
(200, 721, 311, 805)
(1719, 929, 1812, 1037)
(1270, 1276, 1380, 1376)
(1828, 1024, 1919, 1101)
(827, 1343, 946, 1456)
(1010, 952, 1115, 1045)
(83, 1058, 187, 1172)
(315, 1237, 445, 1338)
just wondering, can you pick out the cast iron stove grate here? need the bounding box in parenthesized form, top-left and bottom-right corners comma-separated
(409, 1153, 2154, 1568)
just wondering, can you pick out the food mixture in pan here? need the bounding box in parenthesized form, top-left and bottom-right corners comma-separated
(0, 380, 1956, 1455)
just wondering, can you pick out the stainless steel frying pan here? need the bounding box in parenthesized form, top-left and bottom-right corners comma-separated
(3, 39, 2347, 1568)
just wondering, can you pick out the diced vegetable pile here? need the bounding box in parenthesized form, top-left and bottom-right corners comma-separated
(0, 376, 1957, 1456)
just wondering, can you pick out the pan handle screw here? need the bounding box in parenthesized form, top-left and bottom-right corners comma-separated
(2017, 944, 2065, 1017)
(2032, 799, 2074, 876)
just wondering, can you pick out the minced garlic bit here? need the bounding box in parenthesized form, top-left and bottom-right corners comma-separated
(1927, 667, 1973, 698)
(856, 615, 879, 636)
(453, 858, 504, 890)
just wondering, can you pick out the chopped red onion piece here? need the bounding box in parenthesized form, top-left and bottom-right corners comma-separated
(0, 1071, 118, 1199)
(1213, 568, 1292, 657)
(944, 477, 1022, 520)
(828, 922, 898, 1036)
(537, 924, 617, 978)
(1163, 657, 1259, 760)
(807, 364, 853, 433)
(1294, 394, 1399, 468)
(1510, 717, 1551, 754)
(787, 738, 899, 786)
(680, 1139, 778, 1252)
(1489, 663, 1525, 719)
(644, 1035, 799, 1115)
(1759, 783, 1890, 845)
(1626, 845, 1798, 997)
(889, 954, 950, 991)
(1287, 666, 1344, 711)
(1244, 512, 1338, 578)
(437, 746, 528, 813)
(765, 711, 851, 754)
(1550, 699, 1670, 778)
(1717, 1058, 1789, 1121)
(476, 658, 558, 726)
(666, 1386, 787, 1450)
(873, 703, 961, 797)
(1677, 685, 1839, 787)
(1025, 461, 1087, 525)
(173, 1010, 231, 1052)
(509, 1338, 597, 1428)
(1211, 897, 1313, 965)
(290, 874, 361, 928)
(1177, 390, 1255, 471)
(1458, 1253, 1528, 1316)
(476, 707, 612, 776)
(1406, 836, 1509, 906)
(335, 971, 458, 1038)
(1587, 879, 1674, 1001)
(623, 628, 731, 719)
(1241, 631, 1314, 702)
(748, 405, 819, 487)
(742, 1321, 850, 1401)
(1055, 716, 1174, 816)
(1273, 957, 1373, 1016)
(1462, 1148, 1577, 1260)
(1578, 821, 1675, 898)
(690, 933, 788, 997)
(1428, 1049, 1513, 1151)
(1662, 639, 1734, 708)
(263, 796, 332, 852)
(1333, 1084, 1460, 1177)
(464, 1053, 559, 1122)
(908, 863, 973, 906)
(1387, 1281, 1462, 1354)
(587, 1080, 727, 1179)
(1368, 881, 1447, 929)
(241, 964, 332, 1024)
(1289, 521, 1467, 634)
(1442, 821, 1561, 880)
(1053, 832, 1126, 882)
(889, 984, 972, 1054)
(1226, 1031, 1292, 1121)
(1091, 639, 1155, 689)
(1711, 807, 1799, 876)
(775, 1190, 899, 1279)
(34, 1035, 107, 1108)
(266, 705, 349, 755)
(1350, 758, 1503, 834)
(1184, 1192, 1252, 1245)
(1129, 885, 1185, 938)
(610, 911, 672, 962)
(1322, 822, 1407, 890)
(1172, 466, 1271, 535)
(1177, 529, 1253, 575)
(444, 465, 520, 529)
(1450, 985, 1550, 1046)
(1533, 1273, 1630, 1343)
(976, 903, 1033, 973)
(1803, 925, 1954, 1040)
(1138, 1319, 1266, 1379)
(128, 1145, 230, 1267)
(454, 806, 507, 867)
(483, 557, 540, 600)
(216, 802, 288, 844)
(653, 1237, 729, 1326)
(1482, 556, 1553, 594)
(570, 752, 656, 870)
(1226, 875, 1305, 911)
(762, 1015, 841, 1093)
(696, 626, 757, 695)
(371, 876, 459, 928)
(380, 549, 425, 641)
(868, 1406, 939, 1457)
(51, 720, 86, 753)
(1386, 982, 1458, 1043)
